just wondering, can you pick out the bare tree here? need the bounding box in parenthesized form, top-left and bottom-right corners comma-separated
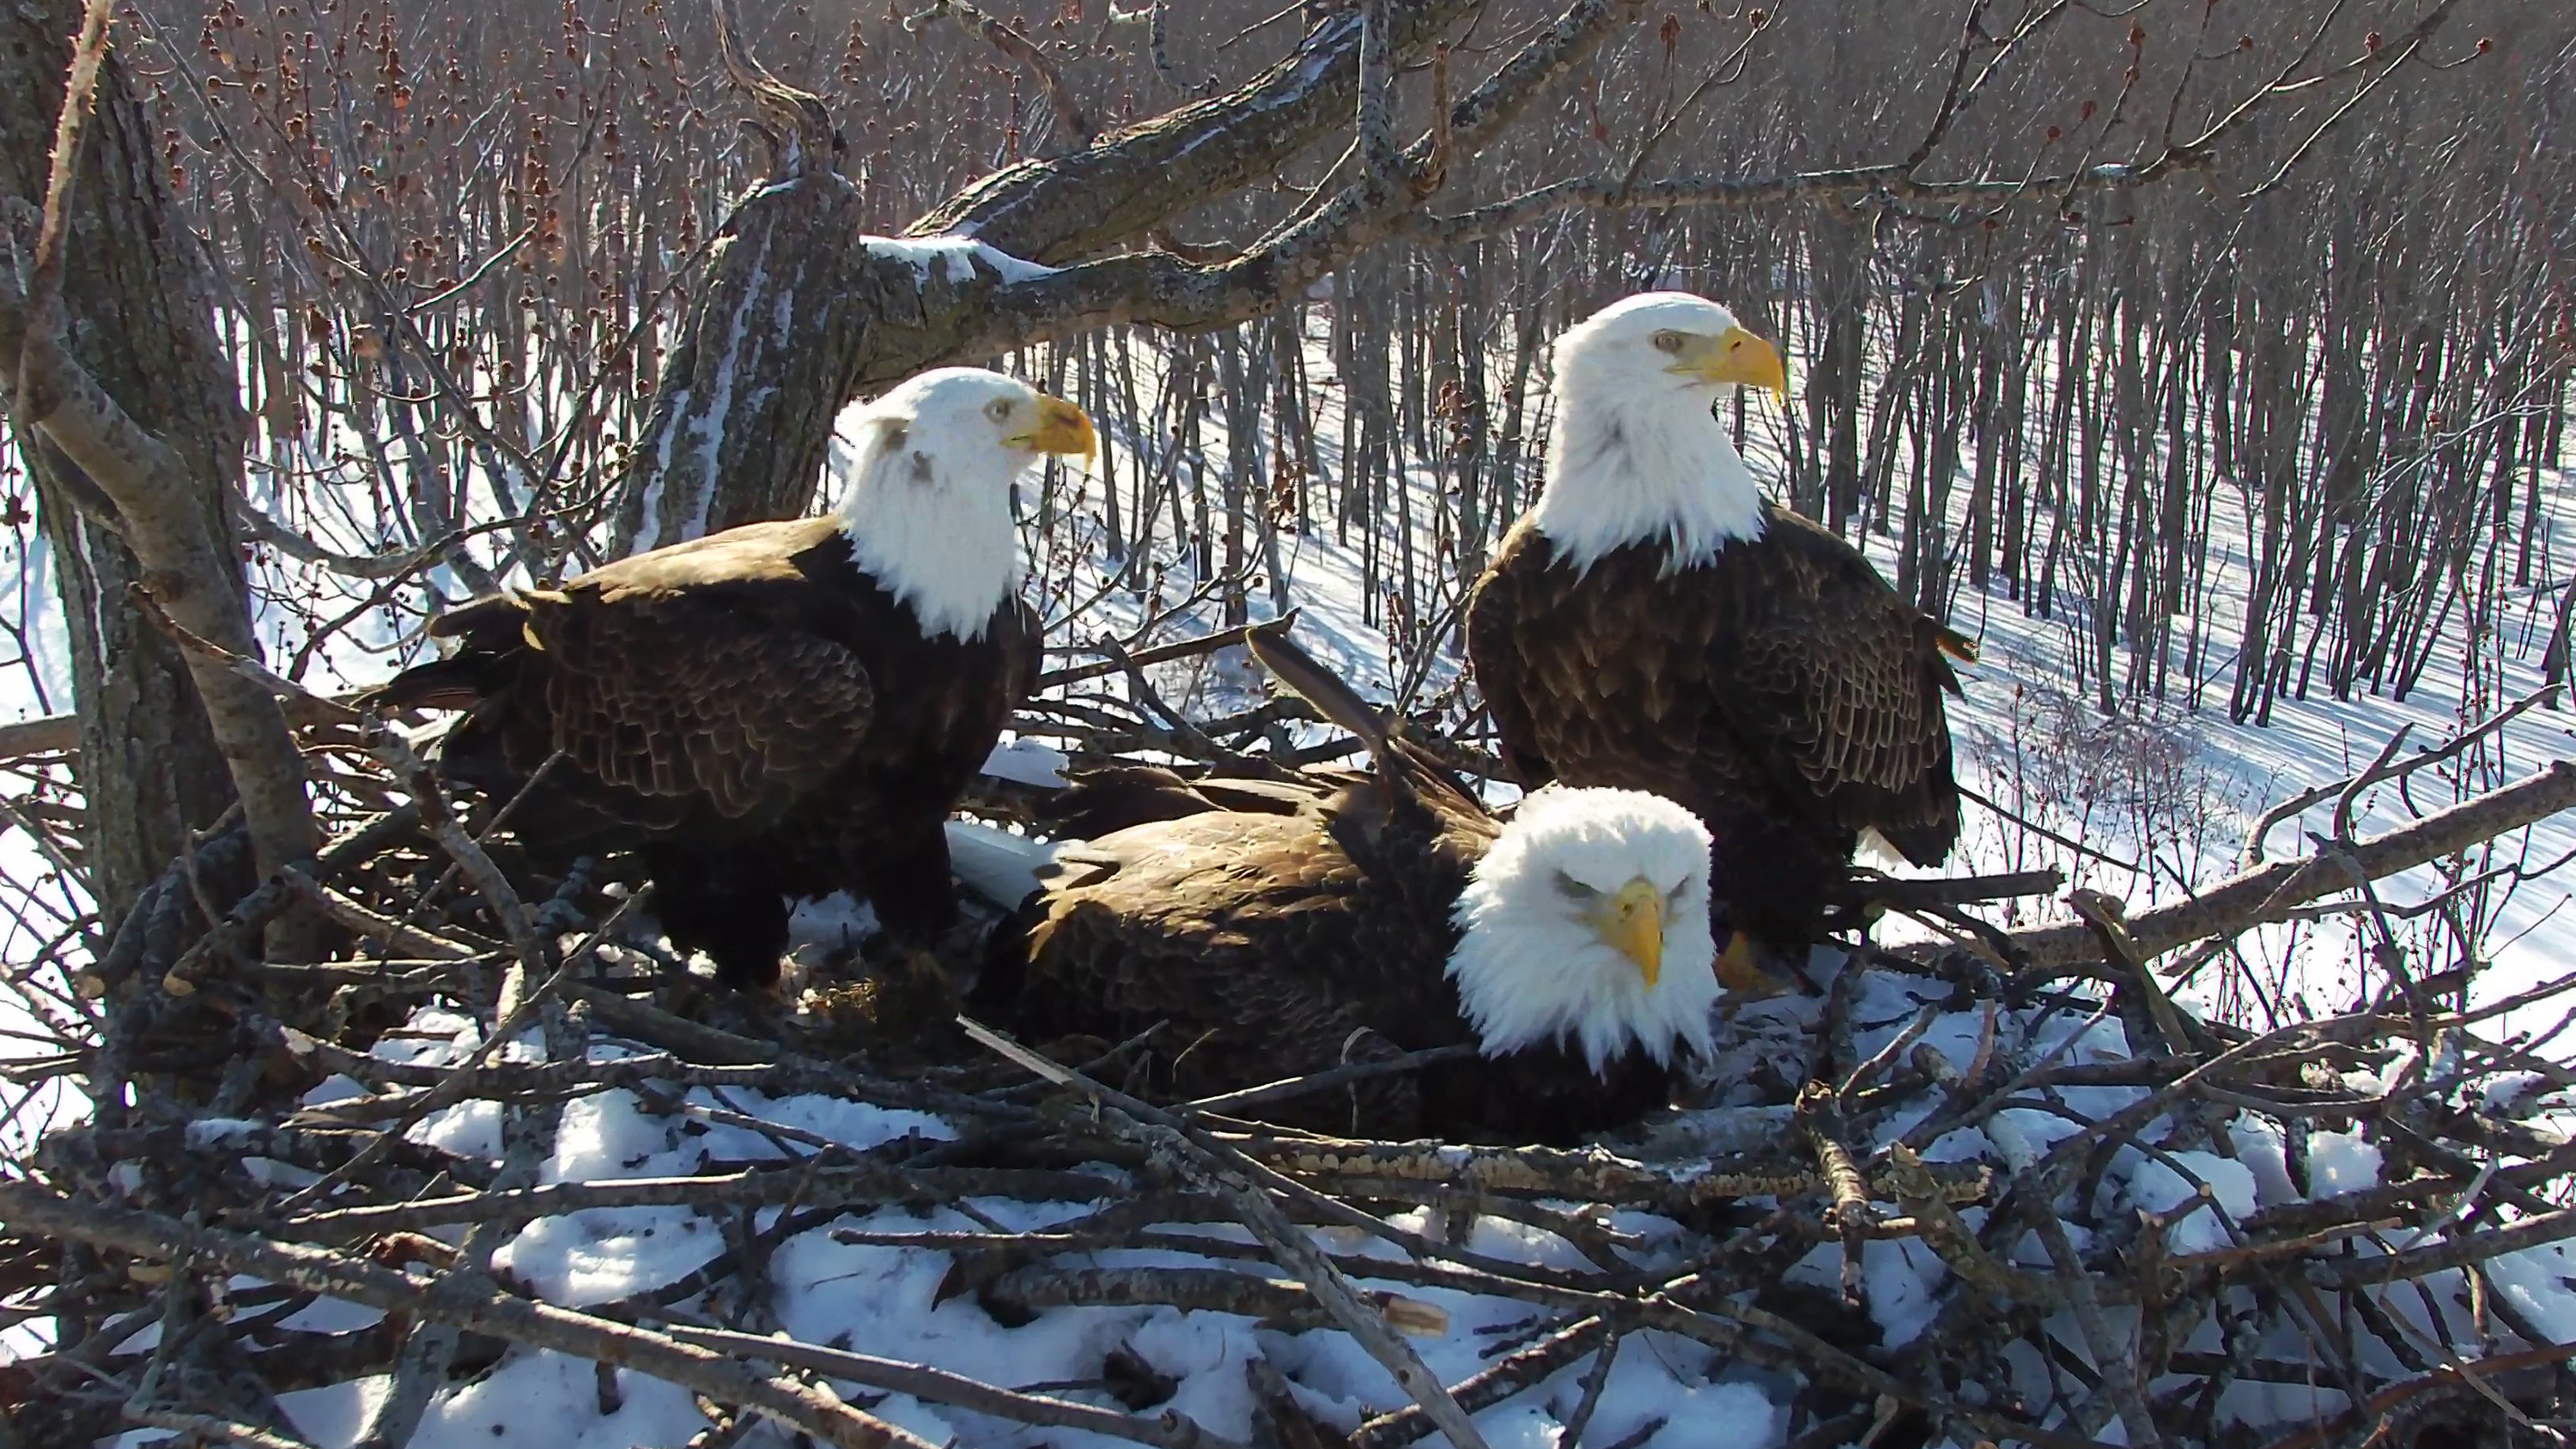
(0, 0, 313, 925)
(0, 0, 2548, 1058)
(612, 0, 2496, 552)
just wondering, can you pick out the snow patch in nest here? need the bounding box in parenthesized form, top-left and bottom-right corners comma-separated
(2306, 1129, 2384, 1197)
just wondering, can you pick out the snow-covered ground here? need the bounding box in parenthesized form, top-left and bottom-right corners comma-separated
(8, 304, 2566, 1022)
(6, 294, 2575, 1445)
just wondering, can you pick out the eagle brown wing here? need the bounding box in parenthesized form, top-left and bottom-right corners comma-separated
(1463, 525, 1558, 790)
(1038, 763, 1339, 840)
(1702, 505, 1961, 862)
(513, 584, 874, 822)
(1002, 785, 1486, 1133)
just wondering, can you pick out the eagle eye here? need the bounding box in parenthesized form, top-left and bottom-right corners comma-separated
(986, 397, 1016, 423)
(1552, 870, 1599, 902)
(1650, 330, 1686, 354)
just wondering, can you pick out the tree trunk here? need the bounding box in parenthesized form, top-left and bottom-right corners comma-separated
(0, 2, 256, 925)
(616, 168, 905, 549)
(618, 1, 1475, 550)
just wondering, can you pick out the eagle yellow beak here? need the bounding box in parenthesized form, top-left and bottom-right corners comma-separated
(1012, 394, 1098, 468)
(1589, 877, 1666, 990)
(1674, 325, 1787, 401)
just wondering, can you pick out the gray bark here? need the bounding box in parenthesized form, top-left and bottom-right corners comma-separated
(0, 0, 259, 923)
(617, 0, 1491, 549)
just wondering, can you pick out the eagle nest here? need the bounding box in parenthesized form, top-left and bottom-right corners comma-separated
(9, 714, 2576, 1449)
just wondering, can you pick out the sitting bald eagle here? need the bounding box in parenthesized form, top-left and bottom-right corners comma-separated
(370, 368, 1096, 990)
(963, 626, 1728, 1145)
(1466, 292, 1971, 973)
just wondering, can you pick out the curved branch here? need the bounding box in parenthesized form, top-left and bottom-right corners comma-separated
(908, 0, 1471, 262)
(899, 0, 1633, 368)
(712, 0, 839, 179)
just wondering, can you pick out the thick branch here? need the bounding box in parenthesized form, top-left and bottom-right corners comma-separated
(908, 2, 1468, 261)
(2007, 760, 2576, 971)
(1356, 0, 1403, 189)
(929, 0, 1627, 360)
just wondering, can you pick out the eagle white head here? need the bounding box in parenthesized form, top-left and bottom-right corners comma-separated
(1529, 291, 1788, 575)
(1447, 785, 1728, 1076)
(829, 367, 1097, 640)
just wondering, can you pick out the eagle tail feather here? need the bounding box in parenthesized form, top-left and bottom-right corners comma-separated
(1243, 621, 1393, 764)
(361, 657, 489, 713)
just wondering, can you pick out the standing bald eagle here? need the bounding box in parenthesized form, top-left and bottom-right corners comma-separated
(370, 367, 1096, 990)
(1466, 292, 1971, 973)
(964, 627, 1728, 1145)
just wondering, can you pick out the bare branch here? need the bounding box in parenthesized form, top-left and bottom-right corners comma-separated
(2008, 761, 2576, 971)
(0, 1178, 939, 1449)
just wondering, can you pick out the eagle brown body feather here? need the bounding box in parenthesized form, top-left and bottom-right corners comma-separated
(1467, 501, 1963, 949)
(972, 639, 1682, 1145)
(373, 514, 1038, 987)
(976, 761, 1676, 1143)
(1036, 762, 1355, 841)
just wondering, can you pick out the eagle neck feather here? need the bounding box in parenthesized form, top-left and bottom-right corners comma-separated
(1529, 395, 1767, 577)
(829, 434, 1018, 641)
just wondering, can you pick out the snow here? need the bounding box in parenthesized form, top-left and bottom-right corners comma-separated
(981, 735, 1072, 788)
(945, 818, 1060, 912)
(1851, 1235, 1945, 1349)
(4, 285, 2576, 1440)
(298, 1355, 707, 1449)
(2479, 1241, 2576, 1348)
(180, 1117, 270, 1149)
(2123, 1152, 2258, 1255)
(788, 891, 883, 963)
(2227, 1119, 2300, 1207)
(2482, 1071, 2557, 1118)
(2304, 1131, 2385, 1198)
(865, 235, 1063, 288)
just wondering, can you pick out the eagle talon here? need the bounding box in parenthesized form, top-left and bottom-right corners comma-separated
(1716, 931, 1797, 999)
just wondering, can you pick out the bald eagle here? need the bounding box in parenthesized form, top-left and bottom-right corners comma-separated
(1466, 292, 1971, 973)
(964, 627, 1728, 1145)
(370, 368, 1097, 990)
